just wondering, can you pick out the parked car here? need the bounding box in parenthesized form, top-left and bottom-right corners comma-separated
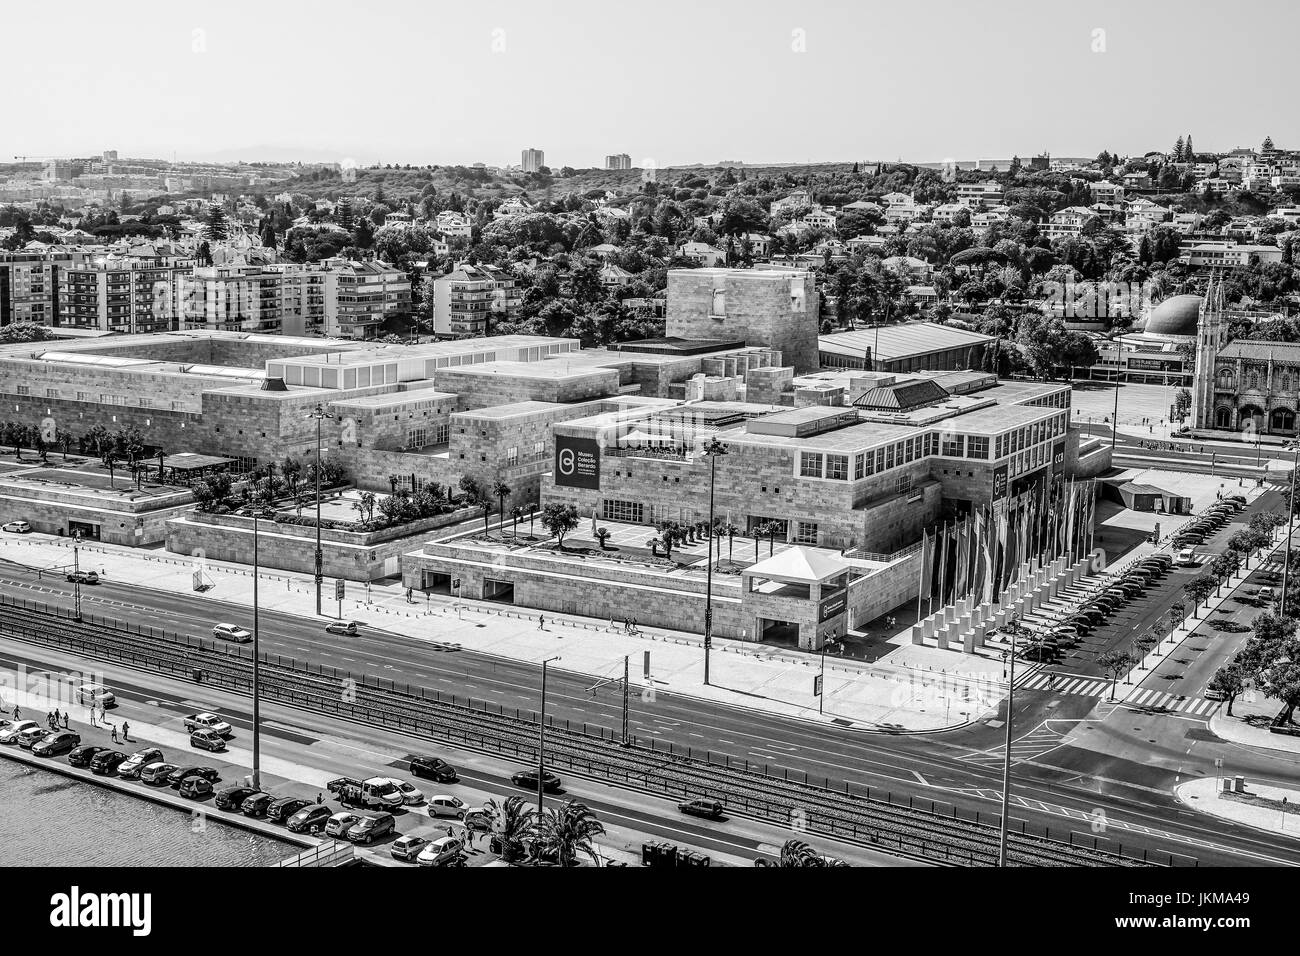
(427, 795, 469, 819)
(461, 807, 493, 832)
(2, 520, 32, 533)
(346, 812, 396, 844)
(408, 755, 459, 783)
(387, 778, 425, 805)
(287, 805, 333, 834)
(416, 836, 464, 867)
(390, 835, 429, 862)
(89, 750, 128, 775)
(1174, 533, 1204, 546)
(215, 785, 259, 811)
(17, 726, 49, 749)
(189, 729, 227, 753)
(325, 621, 360, 636)
(0, 720, 39, 744)
(212, 622, 252, 643)
(241, 792, 274, 817)
(678, 799, 725, 820)
(32, 731, 81, 757)
(324, 811, 360, 839)
(179, 776, 214, 800)
(66, 570, 99, 585)
(1259, 586, 1277, 603)
(76, 683, 115, 707)
(167, 766, 219, 789)
(140, 762, 179, 785)
(117, 748, 165, 779)
(1021, 644, 1058, 663)
(511, 769, 562, 793)
(68, 745, 107, 768)
(267, 797, 312, 823)
(1226, 494, 1247, 506)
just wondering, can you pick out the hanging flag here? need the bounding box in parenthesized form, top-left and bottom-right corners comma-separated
(1065, 479, 1078, 561)
(916, 529, 932, 619)
(982, 507, 995, 606)
(998, 499, 1010, 594)
(938, 521, 950, 608)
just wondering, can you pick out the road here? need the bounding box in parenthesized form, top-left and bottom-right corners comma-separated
(2, 497, 1299, 865)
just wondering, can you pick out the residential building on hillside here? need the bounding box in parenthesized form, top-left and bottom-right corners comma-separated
(431, 263, 520, 337)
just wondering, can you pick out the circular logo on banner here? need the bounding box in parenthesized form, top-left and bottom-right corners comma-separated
(558, 448, 576, 476)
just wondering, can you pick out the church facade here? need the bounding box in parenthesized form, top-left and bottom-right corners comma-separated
(1191, 276, 1299, 436)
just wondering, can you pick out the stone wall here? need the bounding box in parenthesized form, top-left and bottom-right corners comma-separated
(0, 482, 195, 546)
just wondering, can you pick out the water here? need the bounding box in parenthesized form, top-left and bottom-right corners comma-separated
(0, 759, 297, 867)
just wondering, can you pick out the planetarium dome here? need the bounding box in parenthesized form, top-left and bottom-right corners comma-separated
(1142, 294, 1203, 338)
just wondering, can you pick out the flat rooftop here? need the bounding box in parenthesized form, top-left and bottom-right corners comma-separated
(819, 322, 995, 361)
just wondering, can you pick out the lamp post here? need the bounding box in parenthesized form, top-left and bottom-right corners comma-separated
(701, 438, 728, 687)
(307, 404, 336, 616)
(1281, 441, 1300, 614)
(1110, 372, 1120, 452)
(998, 615, 1026, 867)
(818, 637, 841, 715)
(72, 530, 83, 622)
(537, 656, 560, 816)
(252, 510, 262, 791)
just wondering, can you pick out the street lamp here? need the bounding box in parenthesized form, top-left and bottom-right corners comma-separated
(71, 530, 83, 622)
(701, 437, 728, 687)
(537, 655, 560, 816)
(818, 637, 842, 715)
(1281, 440, 1300, 613)
(252, 510, 263, 791)
(307, 403, 337, 616)
(998, 615, 1029, 867)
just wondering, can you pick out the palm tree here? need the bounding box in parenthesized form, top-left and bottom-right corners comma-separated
(492, 480, 511, 522)
(510, 505, 524, 539)
(718, 521, 739, 563)
(481, 500, 493, 534)
(59, 431, 76, 462)
(594, 527, 611, 549)
(763, 520, 782, 556)
(484, 795, 536, 864)
(531, 801, 606, 867)
(104, 452, 118, 490)
(775, 839, 824, 868)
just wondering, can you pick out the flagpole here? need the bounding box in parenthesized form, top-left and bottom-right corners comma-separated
(916, 528, 928, 621)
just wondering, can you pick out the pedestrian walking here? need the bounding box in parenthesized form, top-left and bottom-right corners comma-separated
(62, 712, 69, 729)
(88, 706, 96, 728)
(316, 792, 324, 804)
(446, 825, 454, 838)
(538, 614, 545, 630)
(110, 725, 118, 743)
(53, 709, 61, 728)
(122, 721, 130, 742)
(11, 705, 19, 721)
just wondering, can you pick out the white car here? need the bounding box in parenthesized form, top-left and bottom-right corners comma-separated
(186, 713, 233, 736)
(324, 811, 360, 839)
(1176, 547, 1197, 567)
(0, 720, 39, 744)
(2, 520, 31, 533)
(416, 836, 464, 867)
(384, 778, 425, 806)
(427, 795, 469, 819)
(76, 683, 116, 707)
(212, 623, 252, 643)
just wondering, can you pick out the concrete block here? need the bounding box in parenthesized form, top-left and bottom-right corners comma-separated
(911, 624, 925, 646)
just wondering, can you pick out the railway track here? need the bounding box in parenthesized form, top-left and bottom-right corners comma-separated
(0, 593, 1159, 867)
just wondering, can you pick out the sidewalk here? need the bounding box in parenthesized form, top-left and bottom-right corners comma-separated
(0, 534, 1001, 733)
(1174, 776, 1300, 842)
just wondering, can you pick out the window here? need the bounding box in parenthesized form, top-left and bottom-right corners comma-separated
(942, 435, 964, 457)
(800, 452, 823, 478)
(826, 454, 848, 480)
(15, 386, 29, 396)
(1250, 372, 1260, 389)
(875, 448, 886, 473)
(854, 453, 865, 480)
(884, 444, 895, 470)
(967, 436, 989, 459)
(533, 440, 545, 456)
(603, 499, 643, 523)
(46, 388, 59, 398)
(793, 521, 819, 545)
(904, 438, 916, 463)
(896, 474, 913, 494)
(1285, 375, 1292, 392)
(506, 445, 518, 464)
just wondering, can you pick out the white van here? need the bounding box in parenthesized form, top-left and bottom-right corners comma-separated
(1176, 547, 1197, 567)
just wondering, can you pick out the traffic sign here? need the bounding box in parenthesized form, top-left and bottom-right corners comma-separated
(813, 674, 823, 697)
(335, 579, 345, 600)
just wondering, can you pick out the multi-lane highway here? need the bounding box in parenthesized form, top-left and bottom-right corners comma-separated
(2, 490, 1299, 865)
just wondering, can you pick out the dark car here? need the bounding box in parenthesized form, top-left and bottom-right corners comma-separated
(179, 776, 214, 800)
(89, 750, 128, 775)
(267, 797, 312, 823)
(167, 766, 219, 789)
(1062, 616, 1093, 634)
(511, 769, 562, 793)
(32, 731, 81, 757)
(346, 812, 396, 844)
(409, 755, 459, 783)
(68, 745, 107, 768)
(1074, 607, 1107, 625)
(1226, 494, 1247, 506)
(287, 804, 333, 834)
(215, 785, 259, 811)
(240, 792, 274, 817)
(678, 799, 725, 820)
(66, 570, 99, 585)
(1021, 644, 1058, 663)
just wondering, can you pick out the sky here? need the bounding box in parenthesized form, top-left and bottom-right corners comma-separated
(5, 0, 1296, 169)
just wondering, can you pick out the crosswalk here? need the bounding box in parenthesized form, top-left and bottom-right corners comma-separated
(1018, 672, 1220, 716)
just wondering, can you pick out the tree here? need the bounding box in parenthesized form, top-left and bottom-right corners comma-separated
(594, 527, 611, 550)
(203, 203, 229, 243)
(774, 839, 824, 868)
(1168, 601, 1187, 634)
(1097, 650, 1136, 701)
(510, 505, 524, 539)
(531, 800, 606, 867)
(1132, 632, 1158, 669)
(484, 795, 536, 864)
(103, 451, 118, 489)
(492, 480, 511, 521)
(1208, 661, 1246, 718)
(540, 503, 580, 548)
(1181, 576, 1213, 613)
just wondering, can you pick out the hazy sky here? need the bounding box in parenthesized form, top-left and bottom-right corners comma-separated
(6, 0, 1295, 168)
